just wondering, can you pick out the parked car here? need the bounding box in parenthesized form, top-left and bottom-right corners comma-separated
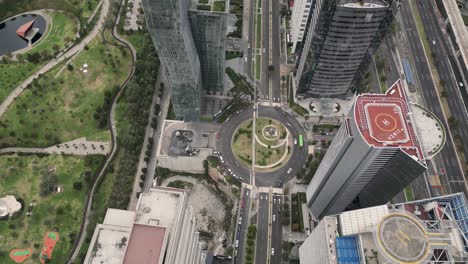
(287, 168, 292, 174)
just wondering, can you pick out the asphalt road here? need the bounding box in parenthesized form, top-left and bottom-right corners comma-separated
(255, 192, 270, 264)
(270, 194, 282, 264)
(260, 0, 270, 100)
(271, 0, 281, 103)
(235, 189, 251, 264)
(244, 0, 255, 80)
(216, 105, 308, 187)
(415, 0, 468, 155)
(400, 1, 467, 196)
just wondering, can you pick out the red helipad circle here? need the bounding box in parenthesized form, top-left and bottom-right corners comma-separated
(374, 113, 398, 132)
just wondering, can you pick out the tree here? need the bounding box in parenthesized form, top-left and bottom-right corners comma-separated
(39, 173, 58, 196)
(67, 64, 74, 71)
(73, 182, 82, 190)
(318, 115, 323, 124)
(268, 65, 275, 72)
(52, 44, 60, 52)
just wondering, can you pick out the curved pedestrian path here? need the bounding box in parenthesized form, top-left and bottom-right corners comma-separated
(0, 137, 110, 156)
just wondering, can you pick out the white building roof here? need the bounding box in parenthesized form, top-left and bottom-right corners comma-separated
(339, 205, 389, 236)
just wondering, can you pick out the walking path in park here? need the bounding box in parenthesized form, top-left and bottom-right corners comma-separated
(0, 0, 110, 118)
(0, 137, 110, 155)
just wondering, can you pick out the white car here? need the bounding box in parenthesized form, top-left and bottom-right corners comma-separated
(220, 156, 225, 163)
(244, 57, 248, 63)
(273, 215, 276, 222)
(248, 43, 251, 49)
(235, 240, 239, 247)
(263, 48, 266, 53)
(287, 168, 292, 174)
(271, 248, 275, 256)
(294, 139, 297, 145)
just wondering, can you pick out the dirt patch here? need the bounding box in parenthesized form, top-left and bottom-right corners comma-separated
(161, 176, 227, 253)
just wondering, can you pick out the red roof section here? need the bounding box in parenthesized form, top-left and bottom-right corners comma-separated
(122, 223, 167, 264)
(354, 80, 424, 162)
(16, 19, 35, 38)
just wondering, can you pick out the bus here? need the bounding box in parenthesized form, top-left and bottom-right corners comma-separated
(298, 134, 304, 148)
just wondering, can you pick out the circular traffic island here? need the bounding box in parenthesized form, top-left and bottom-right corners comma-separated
(231, 117, 292, 172)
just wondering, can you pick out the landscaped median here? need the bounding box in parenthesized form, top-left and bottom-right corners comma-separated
(244, 225, 257, 264)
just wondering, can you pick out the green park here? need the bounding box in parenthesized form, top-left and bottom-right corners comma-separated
(0, 30, 132, 147)
(0, 11, 78, 103)
(0, 154, 104, 264)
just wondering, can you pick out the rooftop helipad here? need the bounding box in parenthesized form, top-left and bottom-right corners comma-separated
(354, 80, 424, 162)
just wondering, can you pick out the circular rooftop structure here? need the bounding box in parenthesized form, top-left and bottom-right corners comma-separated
(410, 104, 445, 159)
(375, 212, 431, 264)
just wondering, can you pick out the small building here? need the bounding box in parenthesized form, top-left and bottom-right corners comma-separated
(16, 19, 39, 42)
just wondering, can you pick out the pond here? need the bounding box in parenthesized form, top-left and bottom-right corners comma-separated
(0, 13, 46, 56)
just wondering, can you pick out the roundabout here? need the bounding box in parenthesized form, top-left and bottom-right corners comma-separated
(232, 117, 291, 172)
(217, 105, 308, 187)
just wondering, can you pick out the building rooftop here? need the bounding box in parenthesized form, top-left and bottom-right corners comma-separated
(354, 80, 425, 163)
(122, 223, 168, 264)
(339, 0, 389, 8)
(134, 187, 185, 227)
(103, 208, 135, 227)
(16, 19, 35, 38)
(83, 224, 131, 264)
(301, 193, 468, 264)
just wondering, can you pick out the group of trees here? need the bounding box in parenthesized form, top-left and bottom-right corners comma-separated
(244, 225, 257, 264)
(107, 33, 160, 209)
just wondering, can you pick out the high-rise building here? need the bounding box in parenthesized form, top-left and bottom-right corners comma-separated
(290, 0, 313, 52)
(142, 0, 228, 120)
(142, 0, 201, 121)
(306, 80, 444, 220)
(295, 0, 399, 98)
(300, 193, 468, 264)
(189, 1, 227, 92)
(83, 187, 205, 264)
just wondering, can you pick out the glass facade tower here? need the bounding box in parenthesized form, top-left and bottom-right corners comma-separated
(296, 0, 398, 98)
(188, 9, 227, 92)
(142, 0, 202, 121)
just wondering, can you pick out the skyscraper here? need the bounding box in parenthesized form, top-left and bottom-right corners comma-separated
(300, 193, 468, 264)
(295, 0, 399, 98)
(290, 0, 313, 52)
(84, 187, 205, 264)
(306, 80, 444, 220)
(142, 0, 227, 120)
(189, 4, 227, 92)
(142, 0, 201, 121)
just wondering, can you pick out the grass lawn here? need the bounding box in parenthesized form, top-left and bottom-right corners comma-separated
(0, 154, 104, 264)
(0, 31, 131, 147)
(256, 14, 262, 49)
(404, 186, 414, 201)
(0, 11, 78, 104)
(232, 119, 289, 168)
(213, 1, 226, 12)
(0, 62, 40, 103)
(255, 54, 261, 80)
(25, 11, 78, 57)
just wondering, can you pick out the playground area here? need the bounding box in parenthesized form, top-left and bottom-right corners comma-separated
(9, 248, 32, 263)
(40, 232, 59, 263)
